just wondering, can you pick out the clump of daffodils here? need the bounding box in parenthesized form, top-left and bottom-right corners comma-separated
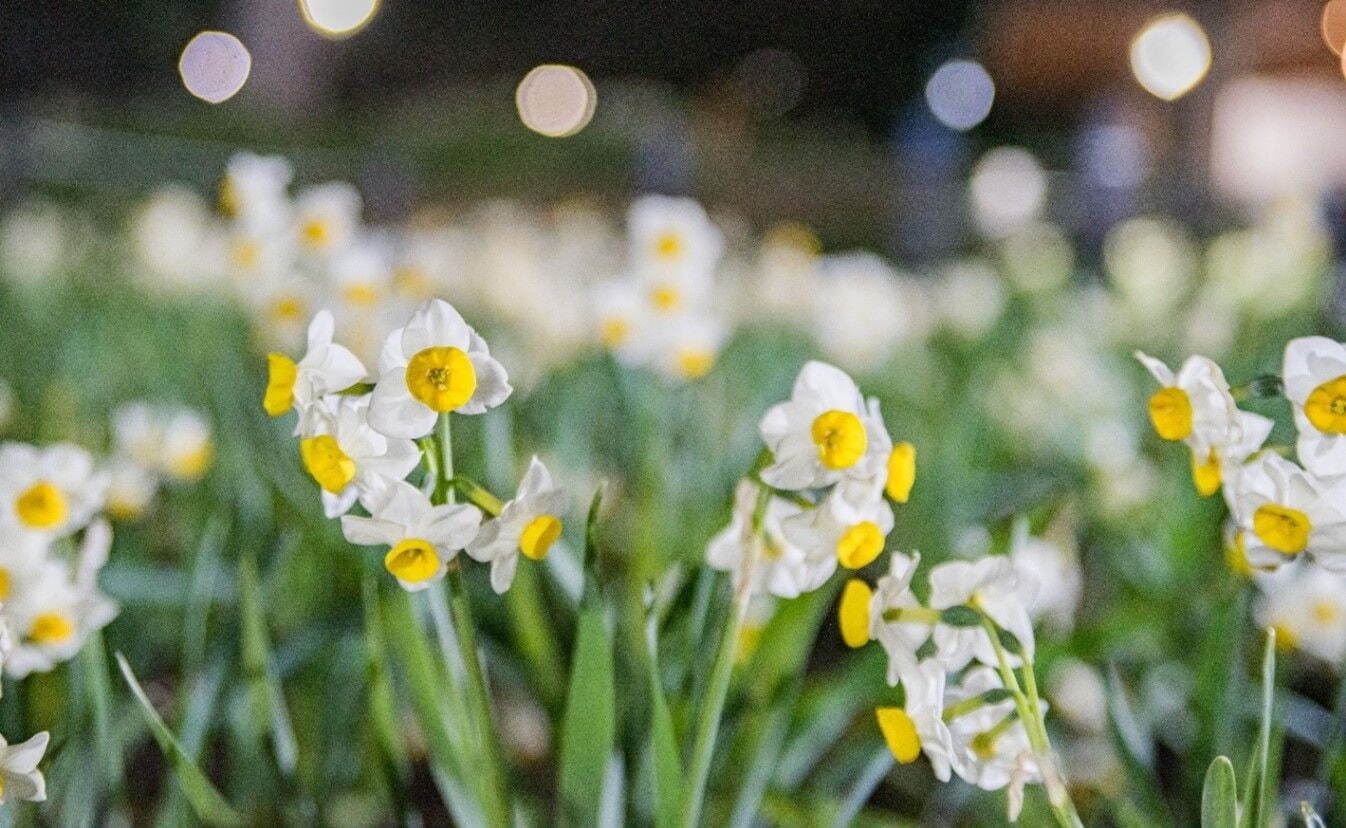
(705, 361, 1078, 823)
(266, 298, 569, 594)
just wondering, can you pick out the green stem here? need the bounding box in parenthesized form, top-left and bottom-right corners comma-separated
(432, 413, 511, 827)
(681, 483, 769, 827)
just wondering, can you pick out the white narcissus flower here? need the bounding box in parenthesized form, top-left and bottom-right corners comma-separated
(0, 731, 49, 803)
(4, 521, 117, 678)
(340, 476, 482, 591)
(946, 665, 1041, 793)
(759, 361, 891, 491)
(876, 658, 958, 782)
(591, 279, 650, 363)
(1283, 337, 1346, 479)
(1134, 352, 1246, 495)
(113, 403, 215, 483)
(466, 457, 566, 594)
(706, 480, 832, 599)
(297, 396, 421, 518)
(1231, 453, 1346, 572)
(783, 485, 893, 572)
(367, 299, 512, 439)
(1008, 529, 1081, 632)
(928, 557, 1034, 671)
(219, 152, 292, 230)
(809, 252, 916, 371)
(263, 310, 367, 420)
(1254, 561, 1346, 666)
(627, 195, 723, 312)
(837, 553, 932, 684)
(648, 312, 728, 383)
(0, 443, 108, 539)
(103, 457, 159, 522)
(292, 182, 361, 256)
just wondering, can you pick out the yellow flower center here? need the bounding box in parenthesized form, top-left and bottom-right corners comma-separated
(838, 578, 873, 648)
(29, 611, 75, 645)
(171, 442, 214, 481)
(1253, 503, 1312, 555)
(263, 353, 299, 416)
(675, 348, 715, 380)
(875, 707, 921, 763)
(1190, 447, 1221, 497)
(886, 442, 916, 503)
(1225, 530, 1252, 578)
(1304, 374, 1346, 434)
(271, 296, 305, 321)
(836, 521, 885, 569)
(405, 346, 477, 412)
(301, 218, 331, 249)
(0, 568, 10, 600)
(1312, 599, 1340, 626)
(1147, 386, 1193, 441)
(519, 514, 562, 561)
(16, 482, 67, 529)
(393, 267, 432, 298)
(384, 538, 441, 583)
(600, 317, 631, 348)
(650, 284, 682, 312)
(343, 283, 380, 307)
(300, 435, 357, 494)
(811, 409, 867, 470)
(653, 232, 684, 260)
(231, 240, 261, 271)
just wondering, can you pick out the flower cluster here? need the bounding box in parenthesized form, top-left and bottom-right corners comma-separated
(267, 298, 567, 593)
(105, 402, 214, 520)
(0, 620, 49, 805)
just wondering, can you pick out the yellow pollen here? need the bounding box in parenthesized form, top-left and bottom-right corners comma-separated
(385, 538, 441, 583)
(405, 346, 477, 412)
(0, 568, 9, 600)
(29, 612, 75, 645)
(836, 521, 885, 569)
(652, 232, 684, 260)
(16, 482, 67, 529)
(650, 285, 682, 312)
(519, 514, 562, 561)
(300, 435, 357, 494)
(271, 296, 305, 321)
(875, 707, 921, 764)
(838, 578, 873, 648)
(170, 442, 214, 481)
(600, 317, 631, 347)
(1304, 374, 1346, 434)
(263, 353, 299, 416)
(675, 348, 716, 380)
(231, 240, 261, 271)
(1313, 600, 1340, 626)
(1253, 504, 1312, 555)
(343, 283, 380, 306)
(1190, 447, 1221, 497)
(1147, 386, 1193, 441)
(811, 409, 867, 470)
(301, 219, 331, 249)
(886, 442, 916, 503)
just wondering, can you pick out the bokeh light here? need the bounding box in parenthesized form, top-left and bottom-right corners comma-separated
(924, 59, 995, 131)
(178, 31, 251, 104)
(1324, 0, 1346, 56)
(1129, 13, 1211, 101)
(969, 146, 1047, 238)
(515, 65, 597, 138)
(298, 0, 379, 38)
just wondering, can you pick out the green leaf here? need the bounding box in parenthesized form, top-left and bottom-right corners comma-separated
(238, 554, 298, 776)
(558, 606, 615, 824)
(115, 652, 246, 827)
(939, 605, 981, 627)
(1201, 756, 1238, 828)
(645, 612, 683, 828)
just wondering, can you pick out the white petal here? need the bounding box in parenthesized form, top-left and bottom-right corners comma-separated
(340, 515, 405, 547)
(402, 299, 473, 354)
(368, 370, 436, 439)
(306, 310, 335, 350)
(4, 731, 48, 773)
(1132, 351, 1176, 386)
(425, 503, 483, 549)
(458, 353, 512, 415)
(490, 552, 519, 594)
(321, 486, 360, 519)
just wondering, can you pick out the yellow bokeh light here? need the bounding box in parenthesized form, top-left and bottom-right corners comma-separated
(298, 0, 379, 38)
(178, 31, 251, 104)
(515, 65, 597, 138)
(1129, 13, 1212, 101)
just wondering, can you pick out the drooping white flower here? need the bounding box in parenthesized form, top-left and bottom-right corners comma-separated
(1230, 452, 1346, 572)
(928, 557, 1034, 671)
(3, 521, 117, 678)
(292, 182, 361, 257)
(340, 476, 482, 591)
(945, 665, 1041, 793)
(759, 361, 890, 491)
(113, 403, 215, 483)
(875, 658, 959, 782)
(1254, 560, 1346, 666)
(297, 396, 421, 518)
(706, 479, 832, 599)
(466, 457, 566, 594)
(0, 443, 108, 539)
(367, 299, 512, 439)
(263, 310, 367, 420)
(1283, 336, 1346, 479)
(0, 731, 49, 803)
